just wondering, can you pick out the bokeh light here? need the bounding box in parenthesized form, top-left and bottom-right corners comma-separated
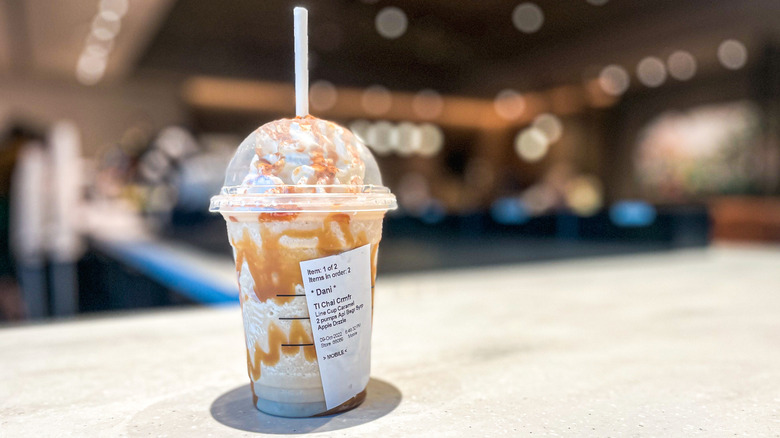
(397, 122, 422, 156)
(564, 175, 603, 216)
(309, 80, 338, 111)
(491, 197, 530, 224)
(636, 56, 667, 87)
(84, 34, 114, 58)
(412, 89, 444, 120)
(76, 53, 107, 85)
(418, 123, 444, 157)
(366, 120, 395, 155)
(91, 11, 121, 41)
(521, 183, 557, 215)
(515, 127, 550, 162)
(349, 119, 371, 144)
(667, 50, 697, 81)
(99, 0, 129, 19)
(609, 201, 657, 227)
(351, 121, 441, 157)
(361, 85, 392, 116)
(512, 3, 544, 34)
(718, 39, 748, 70)
(532, 113, 563, 144)
(598, 65, 630, 96)
(419, 200, 447, 224)
(494, 89, 526, 121)
(376, 7, 408, 39)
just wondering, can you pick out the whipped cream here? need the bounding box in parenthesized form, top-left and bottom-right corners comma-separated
(242, 117, 366, 187)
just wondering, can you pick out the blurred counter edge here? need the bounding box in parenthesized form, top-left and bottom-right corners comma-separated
(84, 237, 239, 309)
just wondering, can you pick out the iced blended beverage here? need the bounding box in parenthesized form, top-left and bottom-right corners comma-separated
(210, 115, 396, 417)
(210, 8, 396, 417)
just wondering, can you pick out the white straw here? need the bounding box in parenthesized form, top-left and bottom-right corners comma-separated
(294, 7, 309, 117)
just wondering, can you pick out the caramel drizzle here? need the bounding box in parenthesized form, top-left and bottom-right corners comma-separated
(246, 320, 318, 381)
(370, 243, 378, 319)
(250, 380, 258, 405)
(309, 149, 338, 184)
(232, 213, 369, 304)
(254, 154, 286, 176)
(235, 212, 381, 387)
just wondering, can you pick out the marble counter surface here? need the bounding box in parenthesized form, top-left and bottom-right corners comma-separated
(2, 246, 779, 437)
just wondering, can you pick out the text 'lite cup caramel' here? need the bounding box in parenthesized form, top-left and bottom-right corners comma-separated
(209, 8, 397, 417)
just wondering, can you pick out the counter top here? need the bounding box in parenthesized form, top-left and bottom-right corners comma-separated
(2, 246, 779, 437)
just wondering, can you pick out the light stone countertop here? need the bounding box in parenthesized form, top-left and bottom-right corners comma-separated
(2, 245, 780, 437)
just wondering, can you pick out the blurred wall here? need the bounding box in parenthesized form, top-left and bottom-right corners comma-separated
(0, 77, 185, 154)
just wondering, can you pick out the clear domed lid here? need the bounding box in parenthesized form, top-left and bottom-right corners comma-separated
(209, 116, 396, 213)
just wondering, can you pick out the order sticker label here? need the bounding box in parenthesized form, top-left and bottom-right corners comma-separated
(300, 244, 372, 410)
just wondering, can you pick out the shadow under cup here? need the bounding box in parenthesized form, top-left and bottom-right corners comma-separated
(223, 210, 385, 418)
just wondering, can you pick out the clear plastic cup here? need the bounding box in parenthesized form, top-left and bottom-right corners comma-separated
(210, 117, 396, 417)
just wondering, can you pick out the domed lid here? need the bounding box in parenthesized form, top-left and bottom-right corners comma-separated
(209, 116, 396, 213)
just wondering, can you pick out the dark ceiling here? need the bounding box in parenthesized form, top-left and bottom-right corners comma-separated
(137, 0, 779, 96)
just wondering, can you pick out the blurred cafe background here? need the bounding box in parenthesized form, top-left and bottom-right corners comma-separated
(0, 0, 778, 320)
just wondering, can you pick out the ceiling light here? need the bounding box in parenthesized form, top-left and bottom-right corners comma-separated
(99, 0, 129, 19)
(598, 65, 629, 96)
(532, 113, 563, 143)
(718, 39, 748, 70)
(512, 3, 544, 34)
(418, 123, 444, 156)
(667, 51, 697, 81)
(494, 89, 526, 121)
(91, 12, 121, 40)
(636, 57, 667, 87)
(76, 53, 107, 85)
(376, 7, 408, 39)
(515, 128, 549, 162)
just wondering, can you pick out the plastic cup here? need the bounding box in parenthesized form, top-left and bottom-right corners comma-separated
(210, 117, 396, 417)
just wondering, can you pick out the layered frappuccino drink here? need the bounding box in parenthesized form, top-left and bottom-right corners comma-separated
(210, 116, 396, 417)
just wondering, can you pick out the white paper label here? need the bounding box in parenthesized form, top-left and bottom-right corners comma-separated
(300, 244, 372, 409)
